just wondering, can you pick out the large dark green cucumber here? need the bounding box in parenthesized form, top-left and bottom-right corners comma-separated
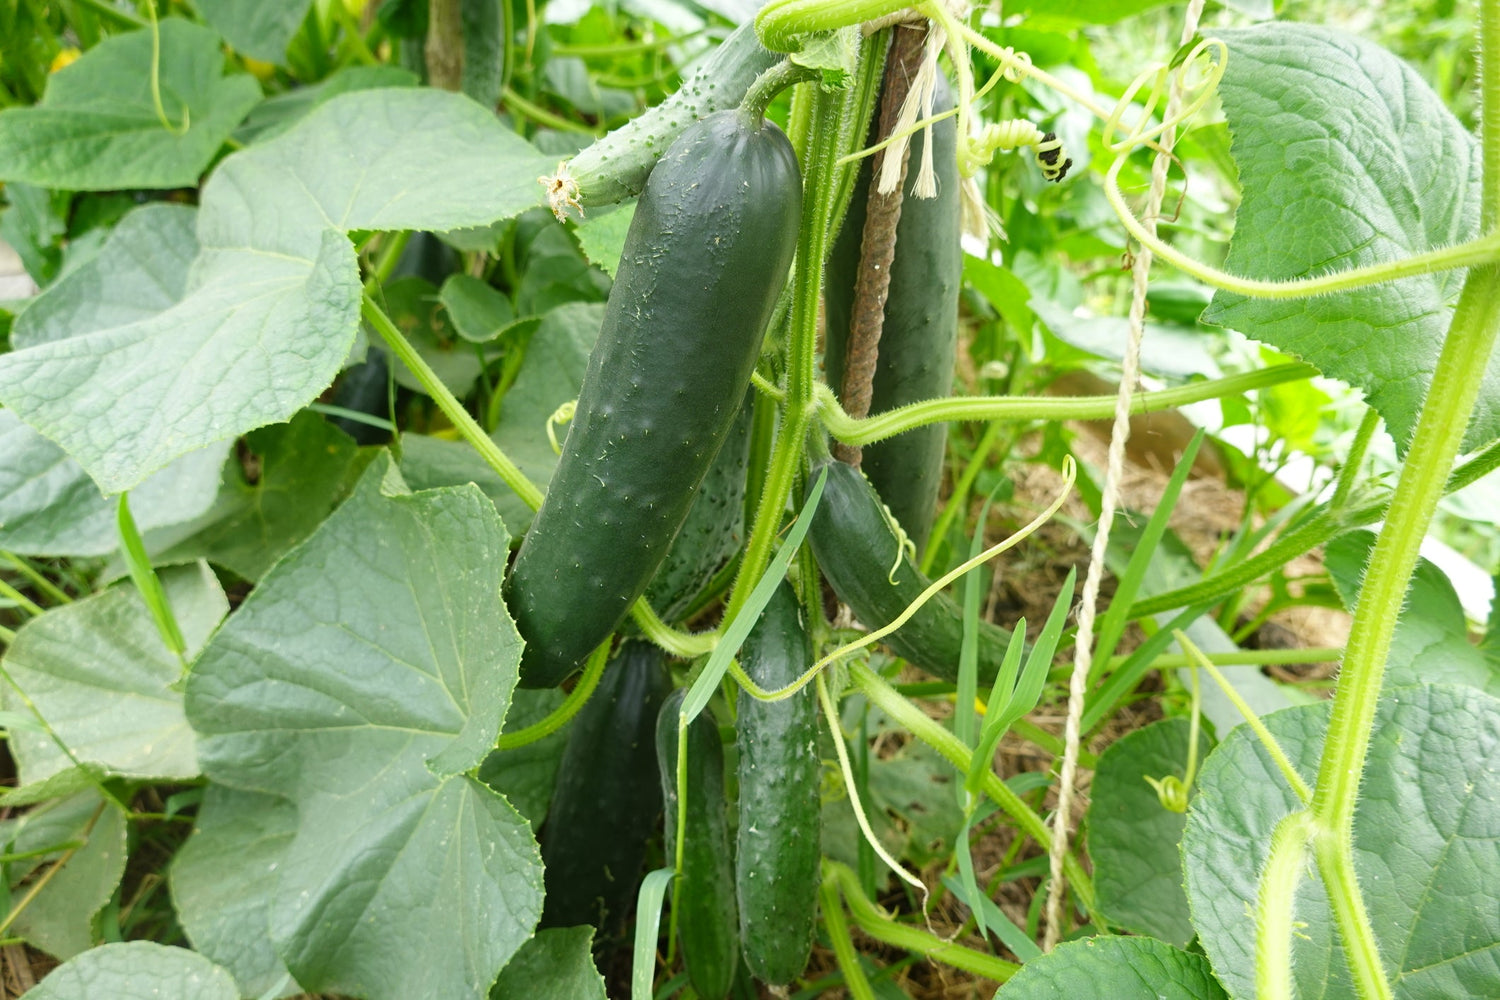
(809, 459, 1015, 685)
(555, 22, 781, 212)
(736, 582, 820, 986)
(539, 640, 671, 933)
(508, 109, 803, 688)
(656, 689, 739, 1000)
(645, 390, 752, 624)
(823, 76, 961, 558)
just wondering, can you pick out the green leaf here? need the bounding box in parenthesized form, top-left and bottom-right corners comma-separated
(441, 274, 515, 343)
(0, 21, 262, 190)
(573, 201, 635, 279)
(12, 204, 199, 350)
(993, 935, 1228, 999)
(142, 412, 366, 582)
(489, 926, 608, 1000)
(1201, 24, 1492, 453)
(0, 88, 552, 494)
(3, 563, 226, 783)
(1326, 530, 1500, 695)
(1183, 684, 1500, 1000)
(18, 942, 239, 1000)
(197, 0, 314, 65)
(233, 65, 419, 145)
(5, 793, 128, 960)
(0, 410, 227, 558)
(1087, 717, 1214, 946)
(185, 454, 541, 1000)
(791, 27, 857, 88)
(170, 785, 299, 998)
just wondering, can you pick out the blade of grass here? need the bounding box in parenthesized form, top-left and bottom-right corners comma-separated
(632, 867, 676, 1000)
(117, 494, 186, 670)
(940, 873, 1042, 961)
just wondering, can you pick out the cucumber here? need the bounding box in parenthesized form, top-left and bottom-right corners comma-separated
(823, 76, 960, 558)
(508, 108, 802, 688)
(644, 390, 752, 624)
(808, 458, 1016, 684)
(736, 582, 820, 986)
(539, 640, 671, 933)
(546, 23, 781, 216)
(656, 689, 739, 1000)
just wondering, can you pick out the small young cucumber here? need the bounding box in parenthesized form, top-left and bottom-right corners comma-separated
(539, 640, 671, 933)
(809, 458, 1016, 684)
(824, 76, 961, 559)
(508, 109, 803, 688)
(736, 582, 820, 986)
(545, 22, 781, 217)
(656, 689, 739, 1000)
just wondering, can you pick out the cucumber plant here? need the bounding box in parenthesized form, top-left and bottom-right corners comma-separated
(0, 1, 1495, 999)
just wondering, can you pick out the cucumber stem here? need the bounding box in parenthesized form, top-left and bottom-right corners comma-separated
(361, 294, 545, 511)
(819, 362, 1318, 444)
(740, 59, 815, 122)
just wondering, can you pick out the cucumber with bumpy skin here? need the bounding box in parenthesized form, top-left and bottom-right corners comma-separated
(824, 76, 960, 559)
(544, 22, 781, 217)
(508, 108, 802, 688)
(656, 689, 739, 1000)
(809, 458, 1016, 684)
(539, 640, 670, 933)
(736, 582, 820, 986)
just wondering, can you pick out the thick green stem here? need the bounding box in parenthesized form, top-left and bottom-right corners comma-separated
(1308, 265, 1500, 1000)
(725, 82, 851, 623)
(821, 875, 879, 1000)
(826, 861, 1020, 982)
(819, 363, 1318, 445)
(1305, 14, 1500, 978)
(362, 294, 545, 511)
(850, 661, 1098, 919)
(1257, 811, 1316, 1000)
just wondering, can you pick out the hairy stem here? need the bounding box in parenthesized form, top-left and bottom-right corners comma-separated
(819, 363, 1318, 444)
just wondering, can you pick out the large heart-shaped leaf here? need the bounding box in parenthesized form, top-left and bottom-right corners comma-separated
(3, 563, 226, 783)
(0, 21, 262, 190)
(1202, 24, 1492, 452)
(1182, 684, 1500, 1000)
(0, 88, 550, 494)
(993, 935, 1228, 999)
(184, 454, 541, 1000)
(170, 785, 300, 998)
(19, 942, 239, 1000)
